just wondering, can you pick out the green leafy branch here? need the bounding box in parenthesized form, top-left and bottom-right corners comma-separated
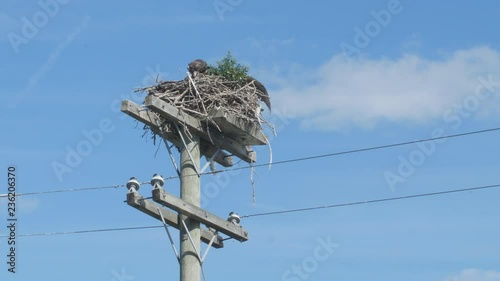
(206, 51, 250, 81)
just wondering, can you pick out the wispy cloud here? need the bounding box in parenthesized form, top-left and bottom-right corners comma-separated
(445, 268, 500, 281)
(7, 16, 91, 108)
(18, 197, 41, 213)
(272, 46, 500, 131)
(0, 197, 40, 213)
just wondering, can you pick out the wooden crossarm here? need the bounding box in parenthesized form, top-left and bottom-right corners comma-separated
(121, 100, 234, 167)
(127, 192, 224, 248)
(152, 188, 248, 242)
(144, 96, 256, 163)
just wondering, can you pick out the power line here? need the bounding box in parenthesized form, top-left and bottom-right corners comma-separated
(241, 183, 500, 218)
(158, 126, 500, 181)
(0, 182, 150, 198)
(160, 126, 500, 180)
(204, 126, 500, 176)
(5, 183, 500, 238)
(1, 126, 499, 198)
(0, 226, 163, 238)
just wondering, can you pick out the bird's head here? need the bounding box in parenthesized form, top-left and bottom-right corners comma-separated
(188, 59, 208, 77)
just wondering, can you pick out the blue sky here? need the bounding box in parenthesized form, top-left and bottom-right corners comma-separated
(1, 0, 500, 280)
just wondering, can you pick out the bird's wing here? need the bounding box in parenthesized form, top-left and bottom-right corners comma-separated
(246, 76, 271, 111)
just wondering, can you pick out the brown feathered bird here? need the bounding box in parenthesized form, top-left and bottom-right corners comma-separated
(188, 59, 208, 77)
(245, 76, 271, 111)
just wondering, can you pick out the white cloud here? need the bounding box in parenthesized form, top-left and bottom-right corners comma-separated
(0, 197, 40, 213)
(18, 197, 40, 213)
(272, 46, 500, 131)
(445, 269, 500, 281)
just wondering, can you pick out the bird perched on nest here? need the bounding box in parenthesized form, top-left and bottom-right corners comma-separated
(244, 76, 271, 111)
(188, 59, 208, 77)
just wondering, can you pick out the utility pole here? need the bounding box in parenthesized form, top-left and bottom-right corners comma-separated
(179, 133, 201, 281)
(121, 95, 259, 281)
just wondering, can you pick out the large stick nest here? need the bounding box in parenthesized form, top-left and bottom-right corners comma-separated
(135, 73, 272, 144)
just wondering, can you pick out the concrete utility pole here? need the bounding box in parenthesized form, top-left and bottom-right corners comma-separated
(179, 133, 201, 281)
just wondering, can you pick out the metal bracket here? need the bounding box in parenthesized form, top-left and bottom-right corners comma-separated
(164, 139, 181, 177)
(157, 207, 180, 263)
(180, 219, 202, 263)
(200, 230, 218, 263)
(174, 123, 201, 177)
(178, 219, 217, 264)
(200, 148, 221, 174)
